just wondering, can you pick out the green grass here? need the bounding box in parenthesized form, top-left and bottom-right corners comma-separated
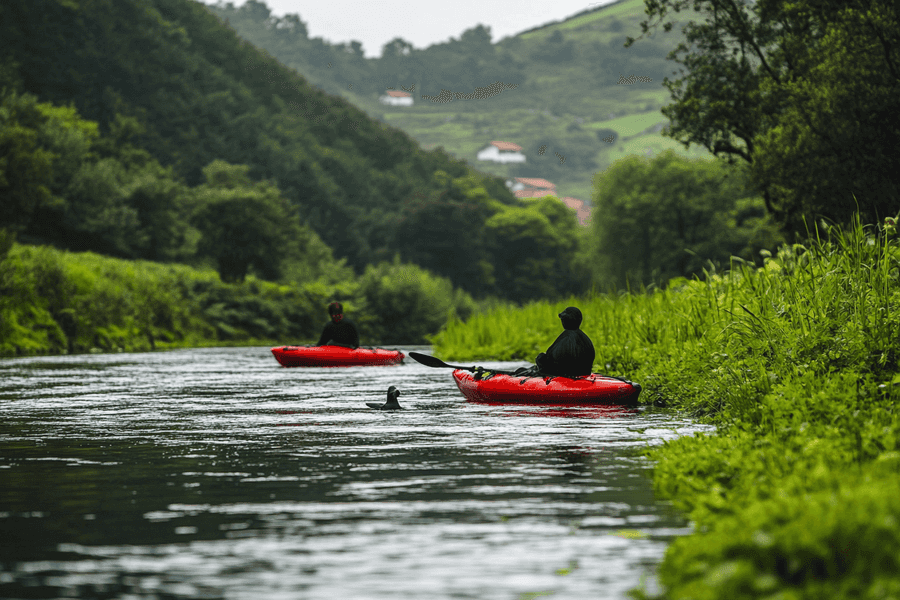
(519, 0, 654, 40)
(586, 111, 668, 137)
(432, 214, 900, 598)
(601, 129, 713, 166)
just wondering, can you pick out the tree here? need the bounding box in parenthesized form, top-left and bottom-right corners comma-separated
(357, 257, 475, 344)
(485, 202, 574, 302)
(62, 157, 140, 256)
(591, 150, 783, 289)
(394, 179, 496, 297)
(625, 0, 900, 234)
(276, 14, 308, 39)
(534, 30, 575, 64)
(381, 37, 414, 59)
(527, 196, 588, 296)
(236, 0, 271, 23)
(192, 160, 297, 283)
(124, 164, 194, 262)
(0, 91, 58, 232)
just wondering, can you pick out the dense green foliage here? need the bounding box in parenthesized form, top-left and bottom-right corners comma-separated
(0, 84, 590, 300)
(626, 0, 900, 234)
(356, 257, 477, 345)
(0, 89, 342, 286)
(394, 171, 590, 302)
(0, 0, 528, 288)
(0, 239, 475, 356)
(591, 150, 784, 288)
(433, 216, 900, 598)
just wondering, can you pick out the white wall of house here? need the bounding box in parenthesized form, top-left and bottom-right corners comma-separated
(476, 145, 526, 163)
(379, 95, 413, 106)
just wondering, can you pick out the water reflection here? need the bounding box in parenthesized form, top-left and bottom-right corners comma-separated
(0, 347, 712, 599)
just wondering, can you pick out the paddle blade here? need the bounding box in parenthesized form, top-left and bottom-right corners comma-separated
(408, 351, 450, 368)
(408, 351, 475, 371)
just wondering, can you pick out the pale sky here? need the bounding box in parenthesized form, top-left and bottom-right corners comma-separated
(200, 0, 621, 58)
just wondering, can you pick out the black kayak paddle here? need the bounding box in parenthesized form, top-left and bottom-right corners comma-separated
(408, 352, 477, 372)
(409, 351, 634, 385)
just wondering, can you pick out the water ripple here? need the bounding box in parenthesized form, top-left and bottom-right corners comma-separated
(0, 346, 712, 599)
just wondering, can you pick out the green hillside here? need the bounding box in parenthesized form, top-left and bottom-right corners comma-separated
(2, 0, 596, 302)
(207, 0, 712, 203)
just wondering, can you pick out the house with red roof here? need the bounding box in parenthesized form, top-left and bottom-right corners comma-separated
(506, 177, 556, 197)
(477, 141, 526, 164)
(379, 90, 413, 106)
(504, 179, 591, 226)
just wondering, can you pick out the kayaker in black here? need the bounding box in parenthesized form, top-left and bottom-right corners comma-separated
(316, 302, 360, 348)
(534, 306, 595, 377)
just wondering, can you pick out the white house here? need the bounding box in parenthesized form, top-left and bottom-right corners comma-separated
(379, 90, 413, 106)
(477, 141, 526, 164)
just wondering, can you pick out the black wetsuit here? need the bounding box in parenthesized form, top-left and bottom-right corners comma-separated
(316, 319, 360, 348)
(536, 329, 595, 377)
(533, 307, 595, 377)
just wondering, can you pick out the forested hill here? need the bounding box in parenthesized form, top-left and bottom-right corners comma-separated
(204, 0, 697, 204)
(0, 0, 531, 287)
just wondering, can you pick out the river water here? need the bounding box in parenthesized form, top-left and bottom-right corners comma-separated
(0, 346, 711, 600)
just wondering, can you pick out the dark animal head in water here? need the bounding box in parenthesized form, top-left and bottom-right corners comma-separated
(367, 385, 402, 410)
(558, 306, 583, 330)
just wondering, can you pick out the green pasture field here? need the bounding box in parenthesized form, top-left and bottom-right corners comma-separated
(380, 101, 712, 206)
(586, 111, 668, 137)
(517, 0, 652, 41)
(598, 130, 713, 169)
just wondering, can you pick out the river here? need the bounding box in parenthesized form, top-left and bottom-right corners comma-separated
(0, 346, 712, 599)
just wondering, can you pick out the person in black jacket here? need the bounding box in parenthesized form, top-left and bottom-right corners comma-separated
(316, 301, 360, 348)
(534, 306, 595, 377)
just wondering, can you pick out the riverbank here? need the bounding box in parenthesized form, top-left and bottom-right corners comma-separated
(432, 217, 900, 598)
(0, 241, 475, 357)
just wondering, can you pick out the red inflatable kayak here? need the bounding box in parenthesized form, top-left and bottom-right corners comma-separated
(452, 369, 642, 406)
(271, 345, 405, 367)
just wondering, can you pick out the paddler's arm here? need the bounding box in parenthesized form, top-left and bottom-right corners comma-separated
(315, 324, 332, 346)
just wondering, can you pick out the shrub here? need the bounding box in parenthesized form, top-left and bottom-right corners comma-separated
(357, 257, 475, 344)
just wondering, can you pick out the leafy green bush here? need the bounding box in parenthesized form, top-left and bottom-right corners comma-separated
(357, 257, 476, 345)
(0, 239, 482, 355)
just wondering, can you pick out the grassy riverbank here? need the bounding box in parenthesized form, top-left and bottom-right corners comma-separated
(432, 217, 900, 598)
(0, 238, 475, 357)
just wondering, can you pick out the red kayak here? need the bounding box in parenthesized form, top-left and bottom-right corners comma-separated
(452, 369, 642, 406)
(271, 345, 405, 367)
